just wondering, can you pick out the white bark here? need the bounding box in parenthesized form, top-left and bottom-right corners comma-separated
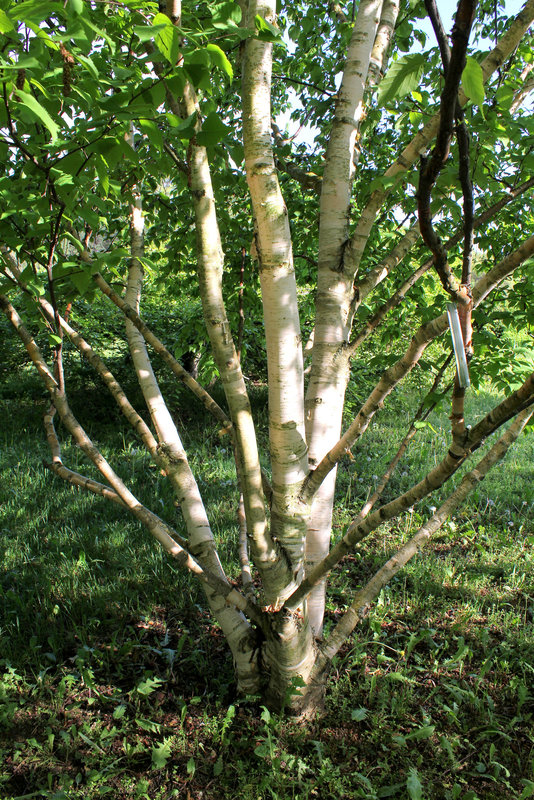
(368, 0, 400, 86)
(240, 1, 317, 707)
(301, 0, 534, 637)
(186, 139, 287, 594)
(302, 233, 534, 505)
(124, 196, 214, 567)
(124, 186, 258, 692)
(160, 20, 288, 601)
(317, 0, 383, 275)
(305, 0, 386, 637)
(243, 0, 309, 593)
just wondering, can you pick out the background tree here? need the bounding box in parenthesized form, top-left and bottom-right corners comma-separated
(1, 0, 534, 715)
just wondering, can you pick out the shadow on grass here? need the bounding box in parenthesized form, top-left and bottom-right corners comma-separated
(0, 398, 241, 700)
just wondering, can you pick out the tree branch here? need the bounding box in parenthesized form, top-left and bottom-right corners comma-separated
(352, 353, 454, 521)
(367, 0, 400, 87)
(424, 0, 451, 71)
(0, 293, 270, 635)
(243, 0, 309, 590)
(417, 0, 476, 303)
(93, 273, 233, 430)
(286, 368, 534, 614)
(310, 405, 534, 677)
(343, 0, 534, 280)
(301, 232, 534, 501)
(348, 176, 534, 357)
(272, 122, 322, 193)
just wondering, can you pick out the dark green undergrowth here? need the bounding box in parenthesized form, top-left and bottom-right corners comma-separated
(1, 363, 533, 800)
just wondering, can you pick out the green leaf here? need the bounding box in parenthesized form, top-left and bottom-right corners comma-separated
(10, 1, 60, 24)
(351, 707, 368, 721)
(14, 90, 59, 142)
(112, 704, 126, 720)
(165, 72, 186, 101)
(169, 110, 197, 140)
(206, 44, 233, 82)
(134, 24, 166, 43)
(386, 671, 416, 684)
(405, 724, 435, 741)
(25, 22, 59, 50)
(378, 783, 408, 798)
(78, 207, 101, 230)
(462, 56, 485, 117)
(519, 780, 534, 799)
(377, 53, 425, 108)
(135, 675, 164, 695)
(184, 49, 212, 90)
(151, 740, 172, 770)
(211, 2, 242, 29)
(0, 10, 15, 33)
(196, 111, 230, 146)
(74, 54, 98, 80)
(139, 118, 163, 151)
(27, 283, 45, 297)
(79, 17, 116, 53)
(153, 13, 180, 65)
(496, 83, 514, 111)
(28, 78, 52, 101)
(0, 56, 40, 70)
(406, 767, 423, 800)
(63, 231, 85, 253)
(186, 756, 195, 776)
(68, 0, 84, 16)
(70, 269, 92, 296)
(152, 13, 172, 26)
(368, 174, 401, 193)
(255, 14, 281, 42)
(136, 717, 162, 733)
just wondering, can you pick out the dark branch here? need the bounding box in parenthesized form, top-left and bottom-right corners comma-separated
(424, 0, 451, 72)
(417, 0, 477, 304)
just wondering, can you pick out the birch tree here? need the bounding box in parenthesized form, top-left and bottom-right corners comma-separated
(1, 0, 534, 714)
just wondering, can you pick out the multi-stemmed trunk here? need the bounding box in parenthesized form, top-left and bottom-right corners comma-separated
(242, 0, 316, 706)
(1, 0, 534, 716)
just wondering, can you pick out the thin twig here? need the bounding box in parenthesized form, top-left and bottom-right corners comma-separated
(353, 354, 454, 521)
(46, 207, 66, 392)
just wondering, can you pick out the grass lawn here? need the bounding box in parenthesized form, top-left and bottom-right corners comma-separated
(0, 365, 533, 800)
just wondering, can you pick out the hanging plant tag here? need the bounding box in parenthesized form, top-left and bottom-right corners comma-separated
(447, 303, 470, 388)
